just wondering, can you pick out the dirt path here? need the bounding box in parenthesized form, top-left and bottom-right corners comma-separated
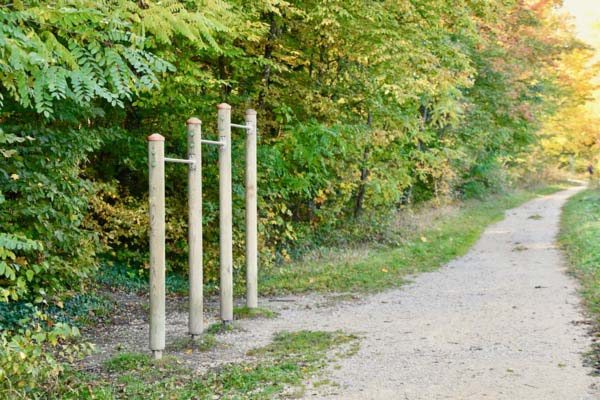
(89, 187, 599, 398)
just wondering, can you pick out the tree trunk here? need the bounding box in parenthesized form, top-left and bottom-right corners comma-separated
(353, 113, 373, 217)
(258, 15, 279, 108)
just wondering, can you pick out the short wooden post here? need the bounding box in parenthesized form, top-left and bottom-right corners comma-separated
(148, 133, 165, 359)
(245, 109, 258, 308)
(187, 118, 203, 337)
(217, 104, 233, 322)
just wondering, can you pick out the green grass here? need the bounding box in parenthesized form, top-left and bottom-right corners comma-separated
(559, 187, 600, 374)
(166, 334, 219, 352)
(205, 321, 239, 335)
(259, 185, 568, 295)
(234, 306, 277, 320)
(103, 352, 156, 372)
(54, 330, 357, 399)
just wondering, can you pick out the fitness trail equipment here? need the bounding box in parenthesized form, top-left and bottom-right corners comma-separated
(147, 104, 258, 359)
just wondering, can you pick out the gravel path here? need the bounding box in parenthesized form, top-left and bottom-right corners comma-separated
(89, 187, 599, 398)
(296, 186, 599, 399)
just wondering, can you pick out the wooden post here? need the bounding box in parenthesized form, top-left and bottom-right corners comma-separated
(187, 118, 203, 337)
(148, 133, 165, 359)
(245, 109, 258, 308)
(217, 104, 233, 322)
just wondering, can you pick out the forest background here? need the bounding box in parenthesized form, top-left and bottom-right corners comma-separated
(0, 0, 599, 394)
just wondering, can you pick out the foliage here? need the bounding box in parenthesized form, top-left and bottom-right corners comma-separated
(0, 323, 89, 399)
(0, 0, 595, 394)
(1, 119, 103, 303)
(88, 0, 591, 279)
(0, 0, 233, 115)
(539, 46, 600, 171)
(0, 1, 229, 396)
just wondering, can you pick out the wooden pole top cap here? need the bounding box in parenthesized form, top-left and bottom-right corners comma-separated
(147, 133, 165, 142)
(186, 117, 202, 124)
(217, 103, 232, 110)
(245, 109, 257, 115)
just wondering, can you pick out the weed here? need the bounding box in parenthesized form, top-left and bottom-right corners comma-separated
(205, 321, 239, 335)
(167, 334, 218, 352)
(233, 306, 277, 320)
(248, 330, 356, 359)
(313, 379, 331, 387)
(337, 340, 361, 358)
(103, 352, 153, 372)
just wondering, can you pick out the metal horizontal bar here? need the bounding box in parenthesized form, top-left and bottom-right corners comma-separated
(164, 157, 195, 165)
(201, 139, 225, 146)
(231, 123, 251, 130)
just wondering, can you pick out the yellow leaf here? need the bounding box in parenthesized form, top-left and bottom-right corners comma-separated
(381, 268, 388, 273)
(420, 236, 428, 242)
(185, 349, 193, 354)
(56, 300, 64, 309)
(10, 173, 19, 180)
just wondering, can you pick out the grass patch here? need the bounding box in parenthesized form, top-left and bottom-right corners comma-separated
(205, 321, 239, 335)
(560, 187, 600, 375)
(103, 352, 154, 372)
(259, 185, 567, 295)
(53, 330, 357, 399)
(234, 306, 277, 320)
(166, 334, 219, 352)
(528, 214, 543, 220)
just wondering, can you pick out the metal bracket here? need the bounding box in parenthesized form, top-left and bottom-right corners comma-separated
(201, 139, 226, 146)
(164, 157, 195, 165)
(231, 123, 252, 130)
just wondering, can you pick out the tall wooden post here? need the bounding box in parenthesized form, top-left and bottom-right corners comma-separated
(187, 118, 203, 337)
(148, 133, 165, 359)
(245, 109, 258, 308)
(217, 104, 233, 322)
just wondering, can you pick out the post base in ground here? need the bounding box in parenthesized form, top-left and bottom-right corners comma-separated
(152, 350, 163, 360)
(190, 334, 201, 340)
(246, 300, 258, 309)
